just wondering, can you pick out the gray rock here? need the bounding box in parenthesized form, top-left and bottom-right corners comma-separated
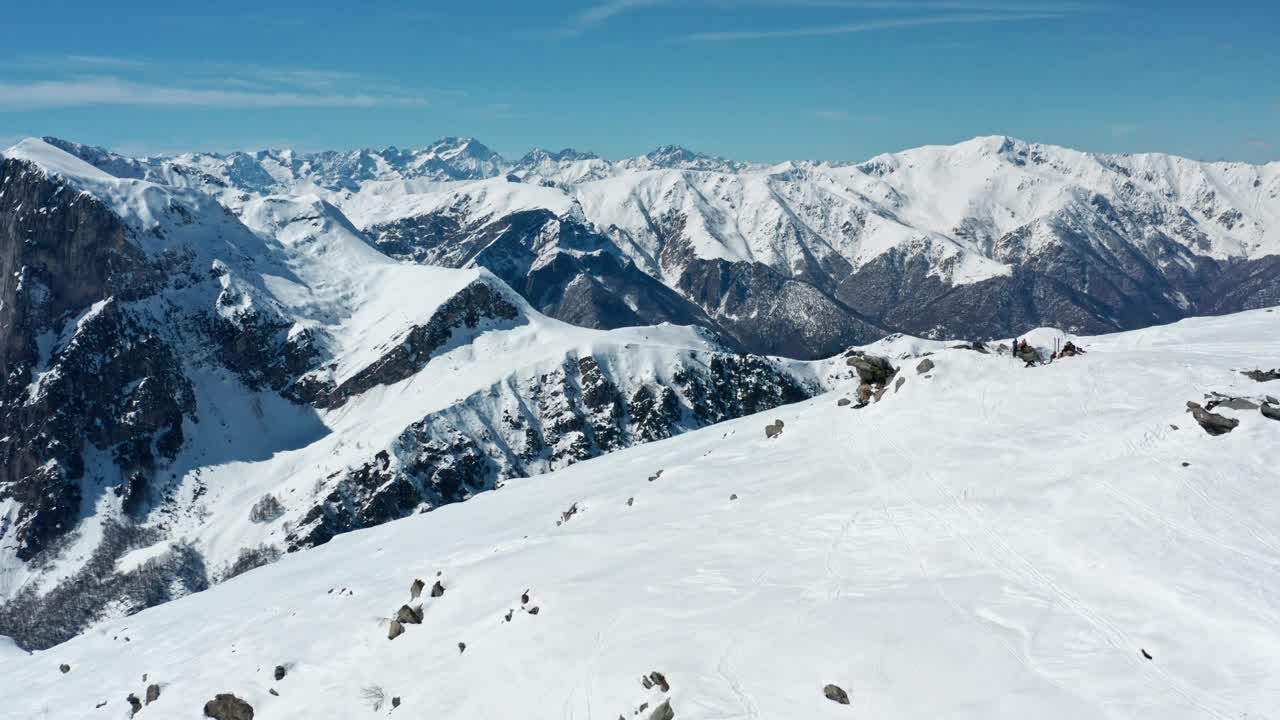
(410, 578, 425, 600)
(59, 663, 70, 674)
(1262, 404, 1280, 421)
(145, 683, 160, 705)
(203, 693, 254, 720)
(392, 696, 401, 709)
(388, 620, 405, 641)
(846, 352, 896, 385)
(1186, 402, 1240, 436)
(648, 699, 675, 720)
(765, 419, 785, 439)
(431, 580, 445, 598)
(527, 606, 540, 615)
(268, 689, 278, 697)
(823, 683, 850, 704)
(837, 398, 851, 407)
(127, 694, 142, 716)
(916, 358, 935, 374)
(274, 665, 286, 681)
(458, 642, 466, 653)
(855, 384, 873, 405)
(895, 376, 906, 392)
(648, 671, 670, 692)
(396, 604, 424, 624)
(1242, 368, 1280, 382)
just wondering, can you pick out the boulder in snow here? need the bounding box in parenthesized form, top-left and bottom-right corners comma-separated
(203, 693, 254, 720)
(916, 358, 935, 374)
(765, 419, 784, 439)
(1186, 402, 1239, 436)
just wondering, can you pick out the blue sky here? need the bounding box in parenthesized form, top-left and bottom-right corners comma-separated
(0, 0, 1275, 162)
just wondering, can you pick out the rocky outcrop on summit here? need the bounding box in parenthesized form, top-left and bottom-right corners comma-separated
(286, 350, 818, 550)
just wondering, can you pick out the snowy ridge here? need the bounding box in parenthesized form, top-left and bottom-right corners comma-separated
(2, 308, 1278, 718)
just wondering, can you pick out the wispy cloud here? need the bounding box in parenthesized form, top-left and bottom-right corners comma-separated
(562, 0, 1089, 35)
(0, 77, 425, 112)
(681, 11, 1064, 40)
(1246, 137, 1272, 150)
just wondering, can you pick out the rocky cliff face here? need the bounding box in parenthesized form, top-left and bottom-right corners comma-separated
(0, 158, 188, 561)
(287, 349, 819, 550)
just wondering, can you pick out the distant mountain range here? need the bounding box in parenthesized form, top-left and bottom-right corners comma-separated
(37, 133, 1280, 358)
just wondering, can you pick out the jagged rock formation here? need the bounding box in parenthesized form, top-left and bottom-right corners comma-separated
(287, 350, 819, 550)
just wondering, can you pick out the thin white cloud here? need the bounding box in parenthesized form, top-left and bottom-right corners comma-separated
(0, 77, 426, 112)
(1109, 123, 1141, 138)
(681, 11, 1063, 40)
(564, 0, 1089, 34)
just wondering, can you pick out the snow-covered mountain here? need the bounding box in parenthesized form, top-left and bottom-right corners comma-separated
(0, 139, 844, 650)
(45, 133, 1278, 358)
(3, 307, 1278, 719)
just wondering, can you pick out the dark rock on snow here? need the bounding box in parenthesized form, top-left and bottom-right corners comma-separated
(396, 604, 424, 624)
(145, 683, 160, 704)
(431, 580, 446, 598)
(1262, 404, 1280, 421)
(765, 419, 785, 439)
(824, 683, 851, 704)
(203, 693, 254, 720)
(1186, 402, 1240, 436)
(648, 699, 675, 720)
(916, 358, 935, 374)
(388, 620, 405, 641)
(274, 665, 287, 681)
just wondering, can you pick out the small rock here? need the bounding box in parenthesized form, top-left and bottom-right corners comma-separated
(729, 493, 738, 500)
(560, 503, 581, 524)
(1141, 648, 1153, 660)
(648, 671, 670, 692)
(648, 469, 664, 482)
(764, 419, 784, 439)
(873, 386, 888, 403)
(894, 376, 906, 392)
(397, 604, 424, 624)
(59, 663, 70, 674)
(626, 497, 634, 506)
(458, 642, 466, 653)
(915, 358, 935, 375)
(641, 675, 653, 689)
(392, 697, 401, 709)
(95, 700, 107, 708)
(823, 683, 850, 705)
(388, 620, 405, 640)
(1181, 462, 1190, 467)
(410, 578, 425, 600)
(648, 699, 675, 720)
(638, 701, 650, 712)
(1263, 404, 1280, 421)
(431, 580, 445, 598)
(274, 665, 287, 681)
(203, 693, 254, 720)
(145, 684, 161, 705)
(127, 694, 142, 716)
(504, 609, 514, 622)
(527, 606, 540, 615)
(269, 689, 278, 697)
(837, 398, 851, 407)
(521, 590, 530, 605)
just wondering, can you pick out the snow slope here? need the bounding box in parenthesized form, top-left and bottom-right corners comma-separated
(4, 308, 1278, 719)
